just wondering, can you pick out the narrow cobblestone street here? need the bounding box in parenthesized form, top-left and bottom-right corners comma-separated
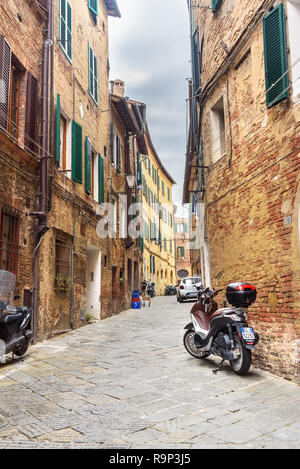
(0, 296, 300, 449)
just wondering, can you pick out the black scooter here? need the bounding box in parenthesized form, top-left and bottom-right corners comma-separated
(147, 282, 155, 298)
(0, 270, 33, 361)
(183, 283, 259, 375)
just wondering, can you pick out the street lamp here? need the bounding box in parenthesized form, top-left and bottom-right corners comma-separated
(126, 175, 136, 190)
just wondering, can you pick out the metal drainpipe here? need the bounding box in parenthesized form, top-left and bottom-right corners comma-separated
(48, 0, 55, 210)
(70, 70, 76, 330)
(32, 2, 53, 340)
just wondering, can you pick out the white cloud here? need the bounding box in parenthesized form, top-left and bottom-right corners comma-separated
(108, 0, 191, 207)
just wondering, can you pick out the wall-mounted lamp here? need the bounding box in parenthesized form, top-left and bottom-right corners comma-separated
(126, 175, 136, 190)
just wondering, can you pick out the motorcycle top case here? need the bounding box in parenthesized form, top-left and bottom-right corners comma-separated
(226, 282, 257, 307)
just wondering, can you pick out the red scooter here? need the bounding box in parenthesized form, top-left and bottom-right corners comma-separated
(183, 283, 259, 375)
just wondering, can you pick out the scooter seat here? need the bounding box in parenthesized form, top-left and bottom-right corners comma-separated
(191, 300, 219, 332)
(0, 312, 24, 326)
(192, 311, 212, 332)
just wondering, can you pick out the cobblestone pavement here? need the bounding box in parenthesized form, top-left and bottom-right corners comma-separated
(0, 296, 300, 449)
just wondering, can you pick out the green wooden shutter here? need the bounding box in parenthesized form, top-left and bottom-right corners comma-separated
(88, 0, 98, 23)
(211, 0, 222, 14)
(56, 94, 60, 164)
(98, 154, 104, 203)
(263, 3, 288, 108)
(0, 36, 12, 130)
(25, 73, 39, 153)
(72, 120, 82, 183)
(85, 136, 92, 194)
(36, 0, 48, 12)
(110, 121, 114, 163)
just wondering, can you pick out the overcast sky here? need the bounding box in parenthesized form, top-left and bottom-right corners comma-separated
(108, 0, 191, 217)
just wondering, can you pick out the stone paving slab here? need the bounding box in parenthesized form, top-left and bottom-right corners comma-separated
(0, 296, 299, 449)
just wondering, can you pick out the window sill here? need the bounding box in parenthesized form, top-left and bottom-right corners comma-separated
(211, 151, 227, 167)
(59, 44, 72, 65)
(88, 92, 98, 107)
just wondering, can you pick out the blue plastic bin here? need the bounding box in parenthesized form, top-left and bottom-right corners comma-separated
(131, 301, 141, 309)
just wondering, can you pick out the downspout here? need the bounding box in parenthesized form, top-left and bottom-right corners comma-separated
(31, 1, 53, 340)
(48, 0, 55, 210)
(189, 0, 197, 151)
(70, 71, 76, 330)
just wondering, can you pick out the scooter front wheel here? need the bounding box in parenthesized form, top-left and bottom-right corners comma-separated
(13, 340, 29, 357)
(230, 335, 252, 375)
(183, 330, 210, 359)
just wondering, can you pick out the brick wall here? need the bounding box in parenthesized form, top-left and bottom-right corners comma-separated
(190, 0, 300, 382)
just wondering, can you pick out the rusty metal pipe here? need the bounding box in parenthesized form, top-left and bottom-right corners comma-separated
(32, 1, 53, 341)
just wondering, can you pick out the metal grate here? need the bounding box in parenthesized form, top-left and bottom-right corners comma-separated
(0, 206, 20, 277)
(55, 232, 71, 280)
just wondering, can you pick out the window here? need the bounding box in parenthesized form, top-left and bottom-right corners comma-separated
(115, 134, 121, 172)
(210, 95, 226, 164)
(8, 59, 21, 139)
(55, 231, 71, 289)
(150, 255, 155, 275)
(0, 207, 19, 277)
(88, 0, 98, 24)
(286, 1, 300, 103)
(85, 136, 92, 195)
(110, 122, 115, 164)
(56, 96, 72, 175)
(25, 72, 38, 153)
(263, 3, 289, 108)
(192, 27, 201, 93)
(91, 150, 98, 200)
(85, 137, 99, 200)
(0, 36, 11, 131)
(88, 44, 98, 104)
(161, 181, 165, 196)
(167, 187, 170, 201)
(111, 197, 117, 236)
(211, 0, 222, 14)
(72, 120, 83, 184)
(98, 154, 104, 204)
(177, 246, 185, 259)
(59, 0, 72, 62)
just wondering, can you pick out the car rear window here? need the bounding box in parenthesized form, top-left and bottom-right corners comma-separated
(183, 278, 201, 285)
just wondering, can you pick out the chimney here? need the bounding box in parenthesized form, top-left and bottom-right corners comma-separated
(110, 79, 125, 97)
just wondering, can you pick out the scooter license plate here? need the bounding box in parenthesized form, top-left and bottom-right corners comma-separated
(241, 327, 255, 341)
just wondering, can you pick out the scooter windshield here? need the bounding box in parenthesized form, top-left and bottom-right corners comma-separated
(0, 270, 16, 305)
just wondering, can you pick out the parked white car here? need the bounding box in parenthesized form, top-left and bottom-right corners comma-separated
(177, 276, 203, 302)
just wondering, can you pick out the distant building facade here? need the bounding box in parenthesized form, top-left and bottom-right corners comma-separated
(174, 218, 193, 280)
(140, 118, 176, 295)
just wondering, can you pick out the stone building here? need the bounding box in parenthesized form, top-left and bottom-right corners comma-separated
(109, 79, 144, 313)
(140, 116, 176, 295)
(183, 0, 300, 382)
(36, 0, 126, 337)
(0, 0, 48, 337)
(0, 0, 147, 340)
(174, 218, 193, 280)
